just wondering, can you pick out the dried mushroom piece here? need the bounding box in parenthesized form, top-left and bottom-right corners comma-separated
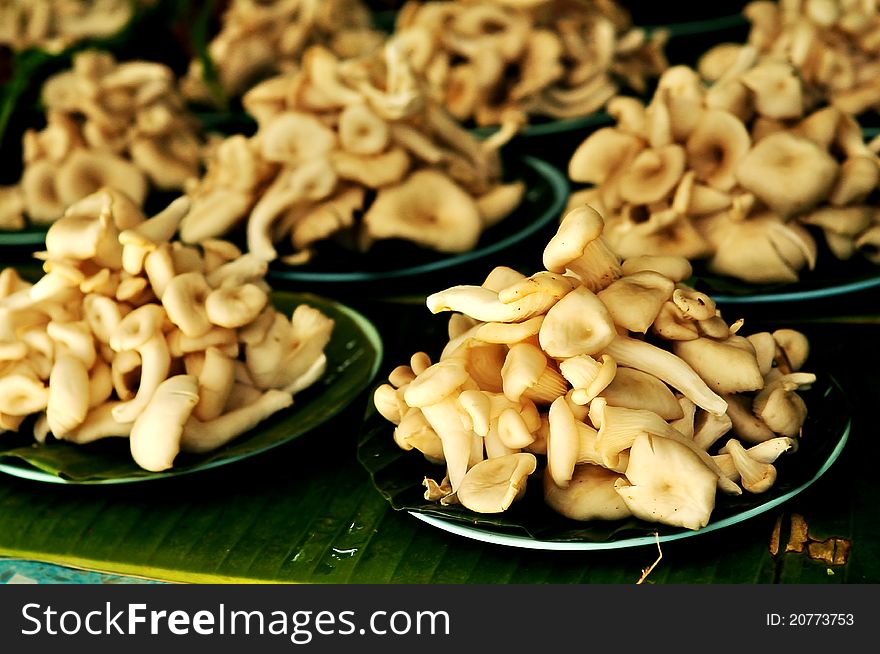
(5, 50, 205, 228)
(0, 188, 333, 472)
(373, 205, 816, 529)
(391, 0, 668, 128)
(566, 59, 880, 283)
(181, 0, 385, 106)
(182, 40, 522, 263)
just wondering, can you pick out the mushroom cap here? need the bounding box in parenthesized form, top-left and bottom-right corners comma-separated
(614, 432, 718, 530)
(735, 132, 840, 217)
(685, 109, 751, 191)
(672, 335, 764, 395)
(620, 254, 693, 282)
(596, 270, 675, 333)
(617, 145, 687, 205)
(543, 463, 632, 521)
(542, 204, 606, 273)
(599, 366, 684, 421)
(56, 149, 148, 209)
(697, 209, 818, 283)
(538, 286, 616, 358)
(568, 127, 645, 185)
(739, 61, 804, 120)
(456, 453, 537, 514)
(362, 170, 483, 253)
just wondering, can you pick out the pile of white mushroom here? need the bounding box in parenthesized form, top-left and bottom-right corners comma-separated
(391, 0, 668, 128)
(180, 40, 525, 264)
(0, 50, 203, 230)
(181, 0, 385, 106)
(0, 0, 152, 53)
(373, 205, 815, 530)
(566, 61, 880, 284)
(700, 0, 880, 117)
(0, 187, 333, 472)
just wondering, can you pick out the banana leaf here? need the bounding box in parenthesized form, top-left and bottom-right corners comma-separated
(0, 292, 383, 484)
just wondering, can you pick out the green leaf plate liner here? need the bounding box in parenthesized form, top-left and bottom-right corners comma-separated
(358, 372, 851, 549)
(0, 291, 383, 484)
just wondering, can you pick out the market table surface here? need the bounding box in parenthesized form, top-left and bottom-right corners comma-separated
(0, 278, 877, 585)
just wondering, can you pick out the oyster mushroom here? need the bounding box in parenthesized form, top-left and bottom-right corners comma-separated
(698, 210, 818, 283)
(456, 452, 537, 514)
(735, 132, 839, 217)
(617, 145, 687, 205)
(543, 463, 632, 521)
(672, 335, 765, 395)
(542, 205, 622, 292)
(596, 270, 675, 333)
(599, 367, 683, 421)
(129, 374, 199, 473)
(720, 438, 777, 494)
(614, 432, 719, 530)
(685, 109, 751, 191)
(602, 335, 728, 416)
(362, 169, 483, 254)
(500, 343, 567, 405)
(538, 287, 617, 358)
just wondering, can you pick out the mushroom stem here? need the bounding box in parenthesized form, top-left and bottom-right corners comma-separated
(180, 389, 293, 454)
(130, 375, 199, 472)
(111, 332, 171, 424)
(602, 335, 728, 416)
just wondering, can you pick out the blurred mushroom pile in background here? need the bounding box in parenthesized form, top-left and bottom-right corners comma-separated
(180, 40, 526, 264)
(0, 188, 334, 472)
(181, 0, 386, 106)
(0, 50, 204, 229)
(700, 0, 880, 117)
(390, 0, 669, 128)
(373, 205, 816, 530)
(566, 60, 880, 284)
(0, 0, 155, 53)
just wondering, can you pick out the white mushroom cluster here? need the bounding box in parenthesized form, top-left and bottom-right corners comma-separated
(373, 205, 814, 531)
(0, 0, 152, 53)
(181, 0, 385, 106)
(567, 61, 880, 284)
(0, 188, 334, 472)
(180, 41, 524, 264)
(700, 0, 880, 116)
(0, 50, 203, 230)
(391, 0, 668, 128)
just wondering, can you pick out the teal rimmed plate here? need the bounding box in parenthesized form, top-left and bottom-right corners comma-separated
(358, 372, 850, 550)
(0, 226, 47, 247)
(266, 155, 568, 291)
(0, 291, 383, 485)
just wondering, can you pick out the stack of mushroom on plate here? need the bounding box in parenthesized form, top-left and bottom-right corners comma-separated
(0, 0, 154, 53)
(566, 60, 880, 284)
(0, 50, 204, 230)
(0, 188, 333, 472)
(390, 0, 669, 129)
(180, 40, 526, 265)
(181, 0, 386, 106)
(373, 205, 815, 530)
(700, 0, 880, 117)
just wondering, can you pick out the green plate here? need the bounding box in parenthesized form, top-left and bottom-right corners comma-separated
(0, 291, 383, 484)
(471, 112, 613, 141)
(0, 226, 47, 247)
(266, 155, 568, 288)
(358, 371, 851, 549)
